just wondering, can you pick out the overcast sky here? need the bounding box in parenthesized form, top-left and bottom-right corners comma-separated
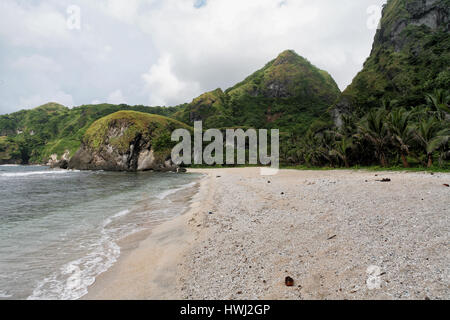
(0, 0, 387, 114)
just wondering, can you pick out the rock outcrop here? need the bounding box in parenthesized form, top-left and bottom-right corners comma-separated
(47, 150, 70, 169)
(375, 0, 449, 51)
(333, 0, 449, 125)
(68, 111, 191, 172)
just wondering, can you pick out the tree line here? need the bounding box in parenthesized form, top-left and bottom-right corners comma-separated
(281, 90, 450, 169)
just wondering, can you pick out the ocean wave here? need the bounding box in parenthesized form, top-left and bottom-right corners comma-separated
(156, 181, 197, 200)
(102, 209, 131, 227)
(27, 231, 120, 300)
(22, 175, 199, 300)
(0, 290, 12, 298)
(0, 170, 79, 177)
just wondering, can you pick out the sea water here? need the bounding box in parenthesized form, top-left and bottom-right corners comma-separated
(0, 165, 200, 300)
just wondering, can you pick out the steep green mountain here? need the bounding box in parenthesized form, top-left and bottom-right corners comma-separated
(0, 102, 181, 164)
(177, 50, 341, 130)
(69, 111, 191, 171)
(0, 50, 341, 166)
(333, 0, 450, 124)
(174, 88, 234, 128)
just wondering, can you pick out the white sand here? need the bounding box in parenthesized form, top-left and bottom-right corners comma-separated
(85, 168, 450, 300)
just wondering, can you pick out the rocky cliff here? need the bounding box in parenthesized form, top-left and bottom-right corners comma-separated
(68, 111, 191, 172)
(333, 0, 449, 125)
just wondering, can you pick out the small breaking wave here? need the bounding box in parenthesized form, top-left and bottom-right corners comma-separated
(0, 170, 79, 178)
(10, 172, 201, 300)
(102, 209, 131, 227)
(156, 181, 197, 200)
(27, 230, 120, 300)
(0, 290, 12, 298)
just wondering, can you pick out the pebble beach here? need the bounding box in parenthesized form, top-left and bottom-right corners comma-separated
(85, 168, 450, 300)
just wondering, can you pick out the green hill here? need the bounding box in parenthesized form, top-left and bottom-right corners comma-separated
(333, 0, 450, 123)
(177, 50, 341, 131)
(0, 103, 181, 164)
(69, 111, 191, 171)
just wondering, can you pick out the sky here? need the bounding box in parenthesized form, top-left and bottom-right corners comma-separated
(0, 0, 387, 115)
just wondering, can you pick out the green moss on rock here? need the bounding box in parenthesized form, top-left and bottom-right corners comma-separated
(84, 110, 191, 153)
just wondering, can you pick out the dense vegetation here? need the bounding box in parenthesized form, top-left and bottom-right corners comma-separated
(336, 0, 449, 114)
(175, 50, 340, 132)
(282, 94, 449, 169)
(321, 0, 450, 169)
(0, 0, 448, 170)
(0, 102, 181, 164)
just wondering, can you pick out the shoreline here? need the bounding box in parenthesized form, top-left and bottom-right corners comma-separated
(84, 168, 450, 300)
(83, 171, 211, 300)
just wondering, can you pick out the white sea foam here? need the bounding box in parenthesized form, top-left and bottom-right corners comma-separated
(102, 209, 131, 227)
(0, 290, 12, 298)
(19, 174, 199, 300)
(27, 231, 120, 300)
(156, 181, 197, 200)
(0, 170, 79, 177)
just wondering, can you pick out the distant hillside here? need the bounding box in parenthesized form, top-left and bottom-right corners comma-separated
(333, 0, 449, 124)
(0, 103, 181, 164)
(176, 50, 341, 130)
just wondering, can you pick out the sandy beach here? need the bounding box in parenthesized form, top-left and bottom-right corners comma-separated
(85, 168, 450, 300)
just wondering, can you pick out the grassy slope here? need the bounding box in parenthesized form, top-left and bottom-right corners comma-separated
(84, 110, 191, 154)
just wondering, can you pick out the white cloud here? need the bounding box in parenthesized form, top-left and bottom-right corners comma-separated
(100, 0, 142, 23)
(141, 55, 201, 106)
(0, 0, 387, 113)
(12, 55, 62, 73)
(0, 1, 70, 47)
(107, 89, 126, 104)
(136, 0, 386, 96)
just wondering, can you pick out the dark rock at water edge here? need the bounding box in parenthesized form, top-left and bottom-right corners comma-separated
(68, 144, 178, 172)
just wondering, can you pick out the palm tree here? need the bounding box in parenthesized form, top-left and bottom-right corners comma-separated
(414, 116, 450, 167)
(425, 89, 450, 115)
(388, 108, 414, 167)
(339, 113, 358, 137)
(359, 108, 391, 167)
(330, 136, 354, 168)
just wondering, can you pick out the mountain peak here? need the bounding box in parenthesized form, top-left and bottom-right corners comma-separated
(34, 102, 67, 113)
(273, 49, 302, 65)
(226, 50, 340, 101)
(275, 49, 298, 58)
